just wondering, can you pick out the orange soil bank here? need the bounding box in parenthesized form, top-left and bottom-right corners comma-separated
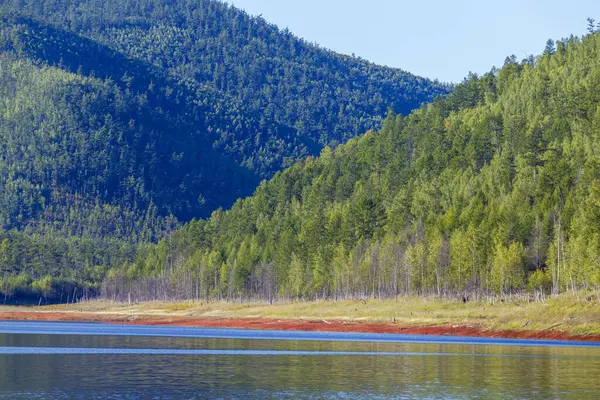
(1, 311, 600, 342)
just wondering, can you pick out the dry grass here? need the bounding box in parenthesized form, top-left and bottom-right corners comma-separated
(24, 291, 600, 335)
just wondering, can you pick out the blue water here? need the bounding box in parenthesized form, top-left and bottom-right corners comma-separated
(1, 321, 598, 347)
(0, 321, 599, 399)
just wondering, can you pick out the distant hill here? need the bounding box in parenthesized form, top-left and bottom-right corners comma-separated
(0, 1, 447, 230)
(2, 0, 448, 146)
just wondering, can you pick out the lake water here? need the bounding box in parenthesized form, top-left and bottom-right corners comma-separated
(0, 322, 599, 399)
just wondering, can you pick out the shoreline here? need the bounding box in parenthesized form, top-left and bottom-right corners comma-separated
(1, 308, 600, 343)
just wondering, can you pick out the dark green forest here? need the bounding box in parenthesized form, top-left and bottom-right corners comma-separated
(2, 0, 446, 147)
(0, 1, 446, 302)
(105, 29, 600, 302)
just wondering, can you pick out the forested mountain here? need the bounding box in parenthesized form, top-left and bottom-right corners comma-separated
(0, 14, 299, 227)
(0, 1, 446, 302)
(0, 0, 446, 227)
(105, 30, 600, 302)
(2, 0, 447, 147)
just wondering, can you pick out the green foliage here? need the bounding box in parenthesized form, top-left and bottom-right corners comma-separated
(1, 0, 447, 147)
(0, 229, 118, 303)
(527, 269, 552, 294)
(0, 0, 446, 301)
(490, 242, 526, 294)
(111, 30, 600, 301)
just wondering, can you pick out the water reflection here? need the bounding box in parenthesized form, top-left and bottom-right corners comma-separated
(0, 323, 598, 399)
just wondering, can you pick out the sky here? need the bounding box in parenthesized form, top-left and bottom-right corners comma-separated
(224, 0, 598, 83)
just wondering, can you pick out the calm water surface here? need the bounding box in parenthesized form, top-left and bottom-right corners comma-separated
(0, 321, 599, 399)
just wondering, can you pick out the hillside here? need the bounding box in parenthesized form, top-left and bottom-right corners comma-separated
(0, 1, 447, 301)
(2, 0, 447, 147)
(0, 15, 300, 228)
(106, 31, 600, 302)
(0, 0, 446, 230)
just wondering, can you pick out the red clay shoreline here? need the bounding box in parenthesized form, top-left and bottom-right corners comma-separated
(1, 311, 600, 342)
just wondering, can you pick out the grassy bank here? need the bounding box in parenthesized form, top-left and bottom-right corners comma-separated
(17, 292, 598, 336)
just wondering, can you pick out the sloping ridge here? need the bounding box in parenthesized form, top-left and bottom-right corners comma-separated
(0, 15, 318, 231)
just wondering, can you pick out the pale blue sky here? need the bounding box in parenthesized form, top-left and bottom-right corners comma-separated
(224, 0, 598, 83)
